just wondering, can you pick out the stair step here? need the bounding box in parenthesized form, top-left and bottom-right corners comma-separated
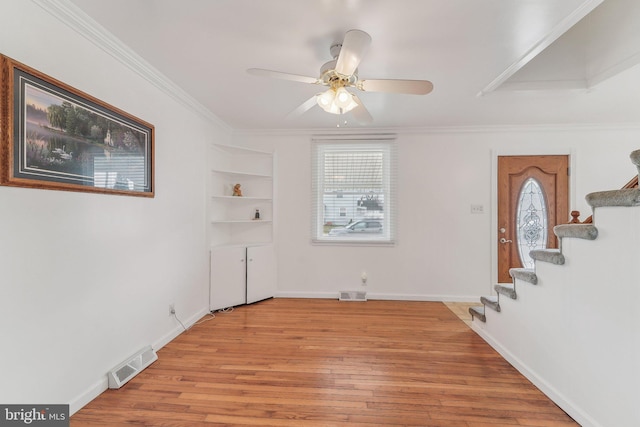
(495, 284, 517, 299)
(553, 224, 598, 240)
(509, 268, 538, 285)
(585, 188, 640, 208)
(468, 305, 486, 322)
(530, 249, 565, 265)
(480, 295, 500, 312)
(630, 149, 640, 173)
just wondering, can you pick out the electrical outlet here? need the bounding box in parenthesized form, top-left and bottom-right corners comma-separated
(169, 304, 175, 316)
(361, 271, 367, 286)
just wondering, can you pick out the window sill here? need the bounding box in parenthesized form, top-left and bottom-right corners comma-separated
(311, 238, 396, 247)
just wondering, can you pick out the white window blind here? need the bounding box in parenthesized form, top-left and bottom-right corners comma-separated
(311, 137, 397, 244)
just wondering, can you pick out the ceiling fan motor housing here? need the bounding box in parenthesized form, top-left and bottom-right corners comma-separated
(329, 42, 342, 59)
(320, 62, 358, 88)
(319, 43, 359, 87)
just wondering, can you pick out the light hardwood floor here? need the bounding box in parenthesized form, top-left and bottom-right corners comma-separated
(442, 302, 474, 328)
(71, 299, 577, 426)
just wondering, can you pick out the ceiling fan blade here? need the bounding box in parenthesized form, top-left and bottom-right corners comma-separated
(358, 79, 434, 95)
(335, 30, 372, 76)
(350, 95, 373, 124)
(286, 95, 318, 120)
(247, 68, 320, 85)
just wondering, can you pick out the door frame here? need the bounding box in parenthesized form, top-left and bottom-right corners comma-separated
(491, 147, 576, 288)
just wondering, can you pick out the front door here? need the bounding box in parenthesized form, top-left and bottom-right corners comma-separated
(497, 155, 569, 283)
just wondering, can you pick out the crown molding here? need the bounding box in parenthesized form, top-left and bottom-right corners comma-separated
(31, 0, 231, 132)
(231, 122, 640, 138)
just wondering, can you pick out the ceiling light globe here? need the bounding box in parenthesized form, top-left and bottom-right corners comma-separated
(316, 89, 336, 111)
(334, 87, 353, 109)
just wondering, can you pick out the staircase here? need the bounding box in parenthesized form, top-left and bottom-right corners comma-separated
(469, 149, 640, 427)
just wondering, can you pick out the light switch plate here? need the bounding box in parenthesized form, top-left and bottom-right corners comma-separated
(471, 204, 484, 214)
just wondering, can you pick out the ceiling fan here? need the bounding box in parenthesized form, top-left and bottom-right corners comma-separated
(247, 29, 434, 124)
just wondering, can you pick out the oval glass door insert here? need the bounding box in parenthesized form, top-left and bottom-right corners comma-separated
(516, 177, 548, 268)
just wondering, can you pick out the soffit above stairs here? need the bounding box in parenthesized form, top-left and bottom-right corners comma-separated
(486, 0, 640, 93)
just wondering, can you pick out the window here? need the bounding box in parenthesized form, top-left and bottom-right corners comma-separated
(312, 137, 396, 244)
(516, 177, 548, 268)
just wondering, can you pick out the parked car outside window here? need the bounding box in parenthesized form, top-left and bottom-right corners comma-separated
(328, 219, 383, 235)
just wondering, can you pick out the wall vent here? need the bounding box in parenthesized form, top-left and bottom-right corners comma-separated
(108, 345, 158, 389)
(339, 290, 367, 301)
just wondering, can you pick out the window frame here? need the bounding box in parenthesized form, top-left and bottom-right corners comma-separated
(311, 137, 397, 245)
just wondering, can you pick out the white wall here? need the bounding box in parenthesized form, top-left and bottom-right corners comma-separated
(0, 1, 230, 412)
(473, 205, 640, 427)
(233, 126, 640, 300)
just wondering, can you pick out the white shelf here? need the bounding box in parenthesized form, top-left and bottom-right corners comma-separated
(211, 143, 272, 156)
(209, 143, 274, 248)
(211, 219, 273, 224)
(211, 196, 272, 201)
(211, 169, 272, 179)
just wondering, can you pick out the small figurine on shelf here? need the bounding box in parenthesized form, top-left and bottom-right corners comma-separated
(232, 183, 243, 197)
(254, 209, 260, 220)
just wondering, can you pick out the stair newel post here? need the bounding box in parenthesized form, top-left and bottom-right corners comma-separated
(569, 211, 582, 223)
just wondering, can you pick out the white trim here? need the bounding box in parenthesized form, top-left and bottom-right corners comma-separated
(153, 307, 211, 350)
(588, 50, 640, 87)
(471, 323, 603, 427)
(275, 291, 338, 299)
(310, 239, 395, 247)
(233, 122, 640, 138)
(69, 377, 107, 415)
(275, 292, 480, 302)
(478, 0, 605, 95)
(494, 79, 589, 92)
(311, 133, 397, 141)
(31, 0, 231, 131)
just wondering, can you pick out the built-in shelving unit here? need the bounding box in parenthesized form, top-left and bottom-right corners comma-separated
(208, 143, 276, 310)
(208, 143, 274, 247)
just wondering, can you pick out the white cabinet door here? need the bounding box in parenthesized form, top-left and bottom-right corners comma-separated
(246, 244, 276, 304)
(210, 246, 246, 311)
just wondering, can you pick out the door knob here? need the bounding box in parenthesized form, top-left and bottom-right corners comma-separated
(499, 238, 513, 244)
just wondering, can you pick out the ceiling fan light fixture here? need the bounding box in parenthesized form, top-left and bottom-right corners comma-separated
(249, 28, 434, 123)
(316, 87, 358, 115)
(317, 89, 335, 110)
(334, 87, 352, 107)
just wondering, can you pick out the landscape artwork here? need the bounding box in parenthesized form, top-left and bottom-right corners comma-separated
(0, 55, 154, 196)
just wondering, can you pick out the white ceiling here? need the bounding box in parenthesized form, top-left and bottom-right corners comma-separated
(65, 0, 640, 130)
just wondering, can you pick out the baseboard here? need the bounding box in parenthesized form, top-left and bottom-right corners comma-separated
(276, 291, 479, 302)
(153, 307, 211, 350)
(471, 323, 602, 427)
(275, 291, 338, 299)
(69, 377, 108, 415)
(69, 306, 210, 416)
(367, 293, 480, 302)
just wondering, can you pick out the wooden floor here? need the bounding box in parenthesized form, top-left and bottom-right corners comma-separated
(71, 299, 577, 426)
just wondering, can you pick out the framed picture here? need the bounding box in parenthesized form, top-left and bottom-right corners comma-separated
(0, 54, 154, 197)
